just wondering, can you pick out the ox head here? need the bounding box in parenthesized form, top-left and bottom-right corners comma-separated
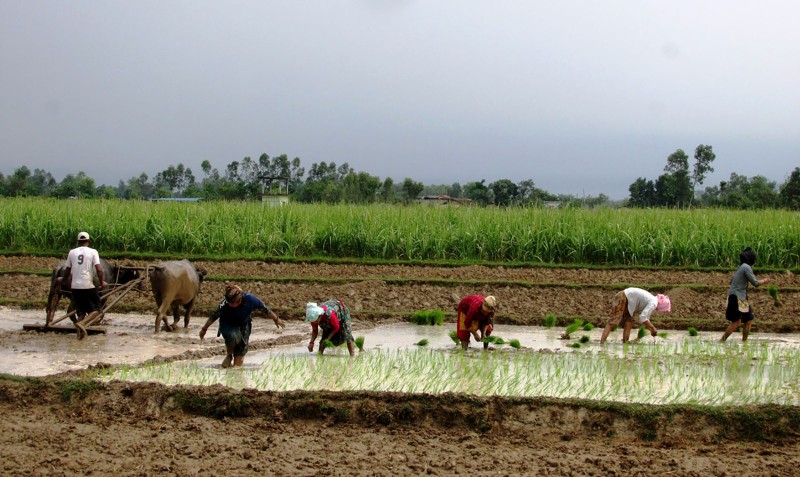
(195, 267, 207, 283)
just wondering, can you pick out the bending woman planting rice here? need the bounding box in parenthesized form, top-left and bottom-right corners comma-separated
(456, 294, 497, 350)
(306, 299, 356, 356)
(600, 288, 671, 344)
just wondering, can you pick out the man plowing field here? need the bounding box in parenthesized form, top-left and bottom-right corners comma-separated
(64, 232, 106, 340)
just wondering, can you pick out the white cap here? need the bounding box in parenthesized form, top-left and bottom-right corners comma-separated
(77, 231, 91, 241)
(305, 302, 324, 322)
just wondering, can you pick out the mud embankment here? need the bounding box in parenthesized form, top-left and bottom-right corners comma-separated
(1, 377, 799, 476)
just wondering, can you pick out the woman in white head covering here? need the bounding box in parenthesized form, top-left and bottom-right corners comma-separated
(305, 299, 355, 356)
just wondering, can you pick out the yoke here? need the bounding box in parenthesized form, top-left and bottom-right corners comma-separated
(24, 274, 148, 336)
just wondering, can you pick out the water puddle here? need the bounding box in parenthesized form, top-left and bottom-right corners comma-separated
(4, 308, 800, 406)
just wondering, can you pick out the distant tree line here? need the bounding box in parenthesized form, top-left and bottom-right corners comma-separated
(2, 147, 798, 209)
(0, 152, 596, 207)
(627, 144, 800, 209)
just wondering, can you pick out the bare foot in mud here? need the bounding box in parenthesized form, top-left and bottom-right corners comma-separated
(75, 323, 87, 340)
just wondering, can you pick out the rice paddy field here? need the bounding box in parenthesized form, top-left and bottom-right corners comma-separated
(96, 337, 800, 406)
(2, 197, 800, 266)
(1, 198, 799, 476)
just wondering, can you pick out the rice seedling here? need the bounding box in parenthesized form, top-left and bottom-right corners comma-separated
(637, 326, 647, 339)
(544, 314, 557, 328)
(322, 339, 335, 349)
(688, 327, 698, 336)
(568, 342, 581, 349)
(767, 285, 780, 306)
(415, 339, 429, 346)
(579, 335, 590, 343)
(657, 332, 668, 339)
(561, 319, 584, 339)
(582, 323, 595, 331)
(355, 336, 365, 351)
(448, 330, 460, 344)
(508, 339, 521, 349)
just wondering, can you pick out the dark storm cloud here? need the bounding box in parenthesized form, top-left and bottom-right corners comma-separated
(1, 1, 798, 199)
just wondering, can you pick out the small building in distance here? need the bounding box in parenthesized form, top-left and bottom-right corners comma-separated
(260, 176, 290, 207)
(150, 197, 202, 202)
(418, 195, 473, 206)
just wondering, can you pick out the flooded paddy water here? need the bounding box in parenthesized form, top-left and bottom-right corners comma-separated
(5, 308, 799, 406)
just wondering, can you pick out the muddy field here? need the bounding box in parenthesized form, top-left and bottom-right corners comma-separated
(1, 256, 799, 476)
(3, 256, 800, 331)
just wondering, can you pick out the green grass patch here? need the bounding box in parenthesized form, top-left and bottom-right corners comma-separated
(59, 379, 100, 402)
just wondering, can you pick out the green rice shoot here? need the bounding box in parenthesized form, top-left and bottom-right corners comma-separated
(92, 339, 800, 406)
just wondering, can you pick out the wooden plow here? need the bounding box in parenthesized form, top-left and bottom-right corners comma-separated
(23, 266, 149, 337)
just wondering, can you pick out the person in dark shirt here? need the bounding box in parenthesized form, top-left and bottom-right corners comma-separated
(721, 247, 770, 342)
(199, 284, 284, 367)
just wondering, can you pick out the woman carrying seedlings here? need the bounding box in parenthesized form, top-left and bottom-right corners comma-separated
(599, 288, 670, 344)
(721, 247, 770, 342)
(306, 299, 356, 356)
(456, 294, 497, 350)
(199, 284, 285, 368)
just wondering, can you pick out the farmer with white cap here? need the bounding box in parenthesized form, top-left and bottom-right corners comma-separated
(63, 231, 105, 339)
(199, 284, 285, 368)
(456, 294, 497, 350)
(305, 299, 356, 356)
(600, 288, 671, 344)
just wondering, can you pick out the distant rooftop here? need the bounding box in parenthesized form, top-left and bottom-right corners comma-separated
(150, 197, 203, 202)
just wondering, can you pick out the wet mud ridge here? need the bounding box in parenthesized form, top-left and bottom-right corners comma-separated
(1, 377, 799, 476)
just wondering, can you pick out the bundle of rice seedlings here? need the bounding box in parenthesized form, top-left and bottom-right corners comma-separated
(544, 314, 557, 328)
(767, 285, 780, 306)
(448, 330, 460, 344)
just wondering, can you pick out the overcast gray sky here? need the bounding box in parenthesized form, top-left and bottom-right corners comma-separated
(1, 1, 798, 199)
